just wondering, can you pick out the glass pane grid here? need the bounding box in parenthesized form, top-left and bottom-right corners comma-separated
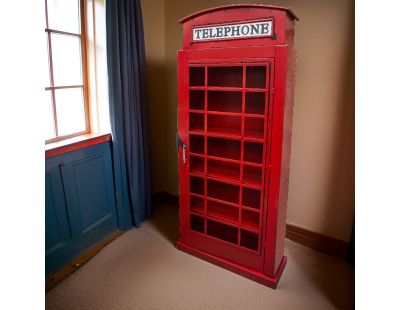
(45, 0, 88, 143)
(188, 63, 271, 252)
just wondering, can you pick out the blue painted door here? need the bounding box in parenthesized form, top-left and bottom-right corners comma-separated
(45, 164, 74, 274)
(45, 142, 118, 276)
(60, 143, 118, 255)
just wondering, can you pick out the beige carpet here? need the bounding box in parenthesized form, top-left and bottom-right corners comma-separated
(46, 204, 354, 310)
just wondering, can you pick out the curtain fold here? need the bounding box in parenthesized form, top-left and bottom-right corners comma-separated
(106, 0, 152, 228)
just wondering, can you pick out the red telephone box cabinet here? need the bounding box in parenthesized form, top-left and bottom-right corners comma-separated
(176, 4, 298, 288)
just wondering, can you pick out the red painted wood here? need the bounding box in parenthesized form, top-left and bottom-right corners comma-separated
(177, 241, 287, 289)
(45, 133, 111, 158)
(180, 5, 296, 50)
(177, 6, 297, 288)
(178, 4, 299, 24)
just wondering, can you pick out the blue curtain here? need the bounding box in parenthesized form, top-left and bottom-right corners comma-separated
(106, 0, 152, 229)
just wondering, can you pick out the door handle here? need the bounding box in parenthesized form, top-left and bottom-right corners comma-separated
(176, 133, 188, 164)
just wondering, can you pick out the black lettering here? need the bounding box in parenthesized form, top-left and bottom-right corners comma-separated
(250, 24, 259, 35)
(216, 27, 223, 37)
(224, 26, 231, 37)
(231, 25, 240, 36)
(203, 29, 209, 39)
(261, 23, 270, 35)
(210, 28, 217, 38)
(241, 25, 250, 35)
(194, 29, 201, 39)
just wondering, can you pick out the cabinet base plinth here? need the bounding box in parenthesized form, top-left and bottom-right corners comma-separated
(177, 241, 287, 289)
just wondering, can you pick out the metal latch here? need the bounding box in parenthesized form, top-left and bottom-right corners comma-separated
(176, 133, 188, 164)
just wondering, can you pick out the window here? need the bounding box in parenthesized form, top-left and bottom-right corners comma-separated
(45, 0, 89, 143)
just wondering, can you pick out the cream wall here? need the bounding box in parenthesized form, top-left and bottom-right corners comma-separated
(141, 0, 166, 193)
(141, 0, 354, 242)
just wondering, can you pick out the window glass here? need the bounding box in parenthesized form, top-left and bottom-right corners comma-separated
(55, 88, 86, 136)
(47, 0, 81, 33)
(45, 0, 88, 142)
(51, 33, 83, 86)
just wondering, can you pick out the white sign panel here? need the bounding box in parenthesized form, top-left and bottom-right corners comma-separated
(192, 20, 273, 42)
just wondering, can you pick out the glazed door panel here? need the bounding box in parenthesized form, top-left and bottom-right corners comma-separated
(178, 48, 275, 272)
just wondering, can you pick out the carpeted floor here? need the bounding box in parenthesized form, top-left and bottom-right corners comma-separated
(46, 204, 354, 310)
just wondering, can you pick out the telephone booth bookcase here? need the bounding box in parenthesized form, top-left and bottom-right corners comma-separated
(176, 4, 298, 288)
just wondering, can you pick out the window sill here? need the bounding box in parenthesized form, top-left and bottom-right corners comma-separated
(45, 133, 112, 158)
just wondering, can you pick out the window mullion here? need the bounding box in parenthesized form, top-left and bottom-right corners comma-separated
(45, 85, 84, 91)
(45, 29, 82, 38)
(47, 30, 59, 138)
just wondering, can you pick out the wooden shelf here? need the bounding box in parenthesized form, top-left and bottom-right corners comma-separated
(189, 130, 264, 143)
(189, 152, 263, 168)
(208, 200, 239, 226)
(189, 86, 268, 93)
(188, 110, 265, 119)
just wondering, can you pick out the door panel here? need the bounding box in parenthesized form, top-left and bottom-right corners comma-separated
(68, 155, 111, 234)
(60, 144, 118, 252)
(178, 48, 275, 272)
(45, 142, 118, 276)
(45, 165, 74, 275)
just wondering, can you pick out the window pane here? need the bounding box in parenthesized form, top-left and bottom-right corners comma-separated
(46, 91, 56, 140)
(51, 33, 82, 86)
(55, 88, 86, 136)
(47, 0, 80, 34)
